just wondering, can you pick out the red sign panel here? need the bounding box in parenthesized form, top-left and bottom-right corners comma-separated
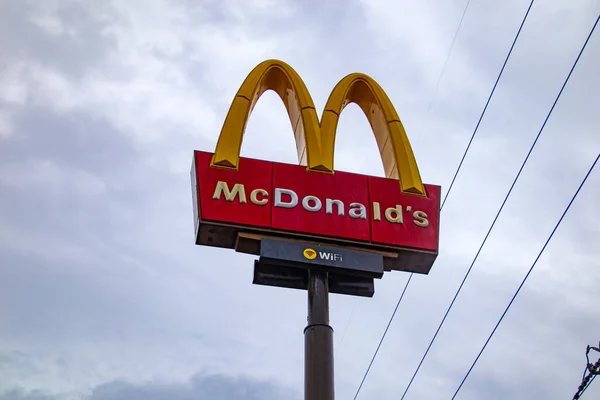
(192, 151, 440, 271)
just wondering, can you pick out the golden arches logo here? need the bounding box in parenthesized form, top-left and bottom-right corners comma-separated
(211, 59, 425, 196)
(303, 248, 317, 260)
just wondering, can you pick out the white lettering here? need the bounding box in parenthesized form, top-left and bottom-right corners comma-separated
(212, 181, 246, 203)
(302, 195, 322, 212)
(349, 202, 367, 219)
(413, 211, 429, 227)
(372, 202, 381, 221)
(250, 188, 268, 205)
(325, 199, 344, 216)
(385, 205, 403, 223)
(318, 252, 343, 261)
(274, 188, 298, 208)
(212, 184, 425, 228)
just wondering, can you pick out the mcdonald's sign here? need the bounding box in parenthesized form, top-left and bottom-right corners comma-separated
(191, 60, 441, 274)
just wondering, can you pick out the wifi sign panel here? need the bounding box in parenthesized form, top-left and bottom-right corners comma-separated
(259, 238, 384, 278)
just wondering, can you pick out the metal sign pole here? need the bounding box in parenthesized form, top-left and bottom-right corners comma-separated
(305, 269, 335, 400)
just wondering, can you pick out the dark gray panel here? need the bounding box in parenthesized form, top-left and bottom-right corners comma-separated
(259, 238, 384, 278)
(252, 260, 375, 298)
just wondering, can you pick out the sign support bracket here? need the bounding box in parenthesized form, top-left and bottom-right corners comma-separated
(305, 269, 335, 400)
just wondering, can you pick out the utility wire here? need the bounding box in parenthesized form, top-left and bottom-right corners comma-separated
(422, 0, 472, 119)
(451, 14, 599, 398)
(351, 2, 473, 396)
(353, 2, 535, 398)
(441, 0, 536, 210)
(337, 298, 358, 348)
(400, 13, 599, 399)
(352, 274, 413, 400)
(451, 153, 599, 399)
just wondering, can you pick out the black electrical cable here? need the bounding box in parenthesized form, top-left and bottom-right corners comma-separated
(353, 274, 413, 400)
(440, 0, 536, 210)
(352, 2, 536, 398)
(422, 0, 472, 119)
(400, 13, 599, 399)
(451, 153, 599, 399)
(337, 0, 472, 365)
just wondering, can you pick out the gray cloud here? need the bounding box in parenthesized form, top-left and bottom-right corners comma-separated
(89, 374, 296, 400)
(1, 0, 599, 399)
(0, 1, 116, 78)
(0, 389, 55, 400)
(0, 373, 298, 400)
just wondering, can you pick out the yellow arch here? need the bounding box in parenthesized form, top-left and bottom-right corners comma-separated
(211, 59, 329, 172)
(320, 74, 424, 195)
(211, 59, 425, 196)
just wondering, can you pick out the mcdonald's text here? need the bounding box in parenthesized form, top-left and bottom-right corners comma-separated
(211, 182, 430, 227)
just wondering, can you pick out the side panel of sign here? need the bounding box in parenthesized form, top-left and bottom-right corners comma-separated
(191, 155, 200, 234)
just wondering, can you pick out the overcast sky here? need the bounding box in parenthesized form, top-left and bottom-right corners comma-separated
(1, 0, 599, 399)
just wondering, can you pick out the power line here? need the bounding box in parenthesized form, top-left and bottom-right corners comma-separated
(351, 3, 473, 396)
(451, 153, 599, 399)
(352, 274, 413, 400)
(422, 0, 472, 119)
(440, 0, 536, 210)
(337, 298, 358, 348)
(400, 13, 599, 399)
(353, 2, 536, 397)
